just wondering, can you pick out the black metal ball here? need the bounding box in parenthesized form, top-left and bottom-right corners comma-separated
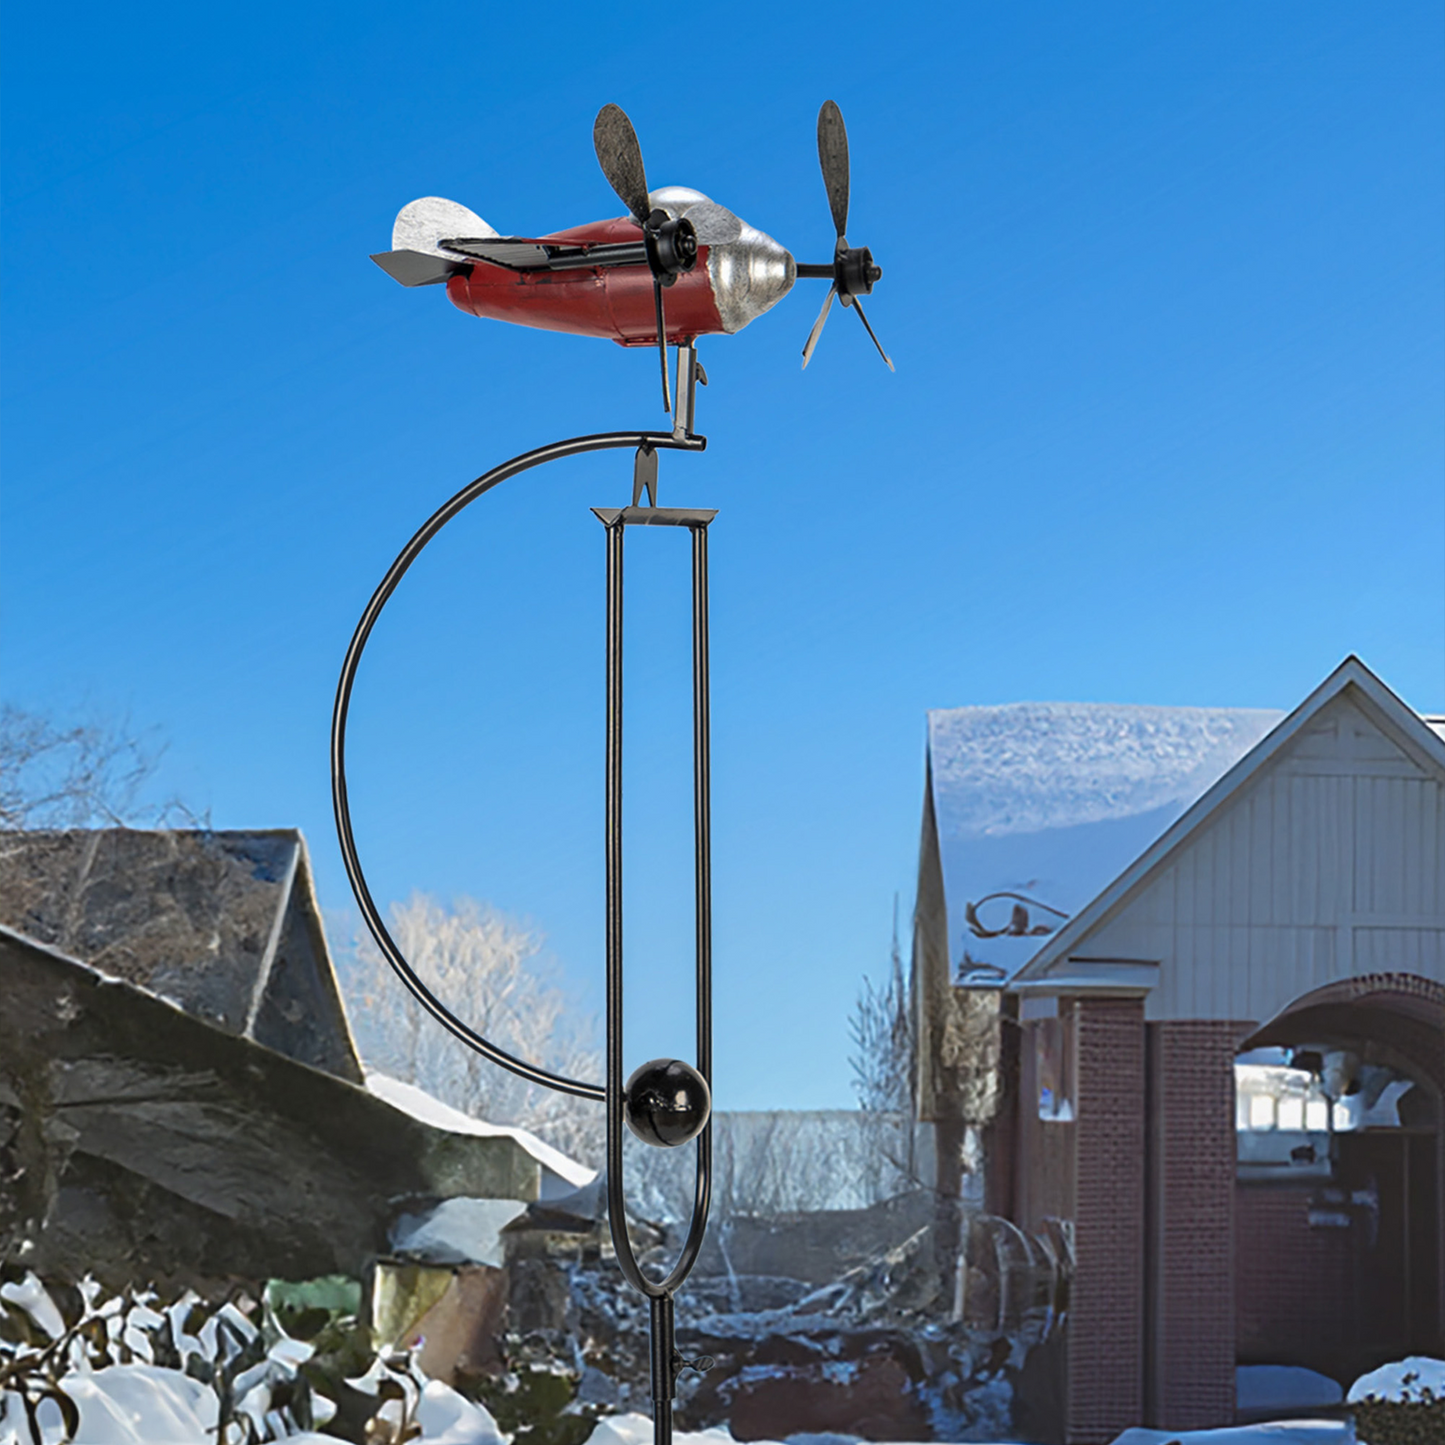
(623, 1058, 711, 1148)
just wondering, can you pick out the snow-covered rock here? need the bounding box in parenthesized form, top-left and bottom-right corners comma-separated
(1347, 1355, 1445, 1404)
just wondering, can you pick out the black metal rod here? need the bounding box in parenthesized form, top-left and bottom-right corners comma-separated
(665, 521, 714, 1288)
(331, 430, 703, 1101)
(692, 523, 712, 1089)
(795, 263, 837, 278)
(603, 514, 640, 1282)
(649, 1293, 675, 1445)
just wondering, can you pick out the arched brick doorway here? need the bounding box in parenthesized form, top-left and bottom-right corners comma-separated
(1234, 974, 1443, 1386)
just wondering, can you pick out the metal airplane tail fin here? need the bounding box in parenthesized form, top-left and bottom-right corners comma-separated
(372, 196, 500, 288)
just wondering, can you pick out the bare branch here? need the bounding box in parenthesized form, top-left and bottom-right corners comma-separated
(338, 893, 603, 1167)
(0, 706, 201, 831)
(848, 897, 914, 1114)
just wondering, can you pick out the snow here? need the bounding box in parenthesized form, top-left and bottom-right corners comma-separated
(1237, 1366, 1343, 1413)
(0, 1369, 505, 1445)
(927, 702, 1282, 981)
(588, 1418, 789, 1445)
(364, 1070, 596, 1193)
(1111, 1424, 1351, 1445)
(2, 1365, 217, 1445)
(0, 1371, 1379, 1445)
(390, 1196, 528, 1267)
(409, 1379, 507, 1444)
(0, 1276, 65, 1340)
(1347, 1355, 1445, 1403)
(585, 1422, 1035, 1445)
(928, 703, 1283, 838)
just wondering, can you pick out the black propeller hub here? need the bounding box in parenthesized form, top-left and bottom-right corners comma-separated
(646, 211, 698, 286)
(834, 243, 881, 300)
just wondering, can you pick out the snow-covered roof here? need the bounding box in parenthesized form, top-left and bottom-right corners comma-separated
(364, 1071, 595, 1194)
(927, 701, 1283, 983)
(1011, 655, 1445, 995)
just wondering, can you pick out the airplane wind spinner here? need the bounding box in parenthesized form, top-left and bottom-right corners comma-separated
(371, 101, 893, 415)
(338, 100, 892, 1445)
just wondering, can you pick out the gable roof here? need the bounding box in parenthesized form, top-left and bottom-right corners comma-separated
(0, 828, 362, 1081)
(0, 922, 554, 1287)
(926, 701, 1283, 983)
(1010, 656, 1445, 994)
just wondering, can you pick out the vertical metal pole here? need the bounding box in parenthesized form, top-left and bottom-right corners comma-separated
(692, 521, 712, 1087)
(604, 516, 629, 1271)
(685, 521, 715, 1321)
(649, 1293, 675, 1444)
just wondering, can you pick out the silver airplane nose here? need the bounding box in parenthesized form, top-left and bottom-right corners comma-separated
(649, 187, 796, 335)
(707, 222, 796, 334)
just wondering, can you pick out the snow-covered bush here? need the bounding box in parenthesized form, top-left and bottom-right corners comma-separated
(0, 1271, 518, 1445)
(1348, 1357, 1445, 1445)
(0, 1272, 327, 1443)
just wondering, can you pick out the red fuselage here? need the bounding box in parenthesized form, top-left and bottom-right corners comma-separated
(446, 218, 724, 347)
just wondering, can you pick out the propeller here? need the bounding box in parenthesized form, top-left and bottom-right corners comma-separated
(594, 104, 698, 413)
(800, 100, 893, 372)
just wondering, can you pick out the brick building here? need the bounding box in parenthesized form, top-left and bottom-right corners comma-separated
(913, 657, 1445, 1442)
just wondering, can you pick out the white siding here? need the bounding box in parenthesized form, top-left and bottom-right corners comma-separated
(1072, 695, 1445, 1024)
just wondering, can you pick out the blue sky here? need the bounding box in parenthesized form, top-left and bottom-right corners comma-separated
(3, 3, 1441, 1110)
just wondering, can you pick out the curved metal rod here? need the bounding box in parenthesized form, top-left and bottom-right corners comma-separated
(331, 429, 705, 1101)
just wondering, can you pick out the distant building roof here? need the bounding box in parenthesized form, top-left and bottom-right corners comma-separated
(0, 923, 558, 1289)
(926, 702, 1284, 984)
(364, 1071, 595, 1197)
(0, 828, 600, 1288)
(0, 829, 362, 1081)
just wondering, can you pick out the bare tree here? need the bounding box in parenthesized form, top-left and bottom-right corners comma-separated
(339, 893, 604, 1167)
(848, 896, 914, 1114)
(0, 705, 197, 830)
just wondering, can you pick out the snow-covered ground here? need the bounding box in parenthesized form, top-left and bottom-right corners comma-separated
(1236, 1365, 1343, 1415)
(0, 1393, 1369, 1445)
(592, 1420, 1354, 1445)
(1, 1370, 509, 1445)
(12, 1355, 1445, 1445)
(1110, 1424, 1351, 1445)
